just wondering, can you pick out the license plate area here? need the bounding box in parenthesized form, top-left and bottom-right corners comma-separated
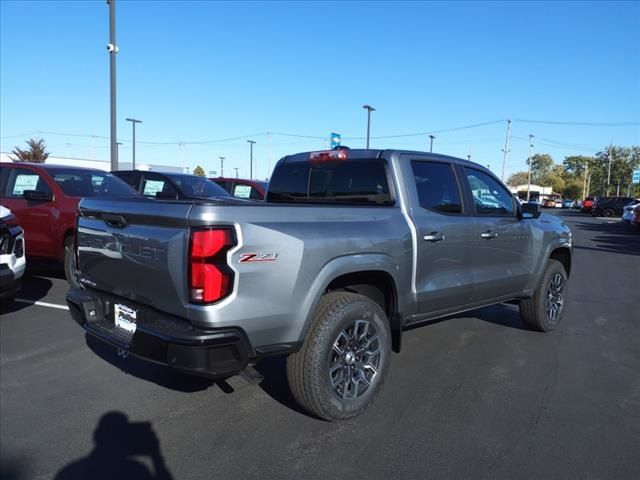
(114, 303, 137, 334)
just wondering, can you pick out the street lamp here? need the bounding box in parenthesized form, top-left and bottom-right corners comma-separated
(219, 156, 225, 177)
(125, 118, 142, 169)
(429, 135, 435, 153)
(234, 167, 239, 179)
(362, 105, 375, 149)
(116, 141, 122, 164)
(526, 134, 535, 202)
(247, 140, 256, 179)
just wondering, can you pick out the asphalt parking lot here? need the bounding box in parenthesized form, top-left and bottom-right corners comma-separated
(1, 210, 639, 480)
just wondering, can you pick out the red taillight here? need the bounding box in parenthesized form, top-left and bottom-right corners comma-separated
(189, 228, 235, 303)
(309, 149, 348, 162)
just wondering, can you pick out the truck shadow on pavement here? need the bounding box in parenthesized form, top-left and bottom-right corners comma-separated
(85, 334, 235, 394)
(572, 221, 640, 256)
(53, 411, 173, 480)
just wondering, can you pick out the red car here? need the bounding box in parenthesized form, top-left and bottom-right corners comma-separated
(0, 163, 138, 285)
(581, 196, 597, 213)
(210, 177, 268, 200)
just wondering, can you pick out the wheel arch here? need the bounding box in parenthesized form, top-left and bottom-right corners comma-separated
(295, 254, 405, 353)
(549, 246, 571, 276)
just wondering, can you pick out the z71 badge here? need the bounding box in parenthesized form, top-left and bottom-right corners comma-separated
(239, 252, 278, 263)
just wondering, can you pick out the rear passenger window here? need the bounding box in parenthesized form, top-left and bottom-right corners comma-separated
(464, 168, 515, 216)
(411, 161, 463, 214)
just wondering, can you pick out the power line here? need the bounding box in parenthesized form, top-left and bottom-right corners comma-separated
(514, 119, 640, 126)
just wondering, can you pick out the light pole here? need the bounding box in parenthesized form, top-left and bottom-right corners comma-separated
(125, 118, 142, 169)
(234, 167, 239, 178)
(219, 156, 225, 177)
(107, 0, 118, 171)
(428, 135, 435, 153)
(247, 140, 256, 179)
(362, 105, 375, 149)
(526, 134, 534, 202)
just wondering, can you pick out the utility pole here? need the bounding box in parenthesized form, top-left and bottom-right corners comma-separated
(125, 118, 142, 169)
(501, 119, 511, 181)
(107, 0, 118, 171)
(247, 140, 256, 179)
(586, 173, 591, 198)
(219, 156, 225, 177)
(606, 144, 613, 196)
(362, 105, 375, 149)
(429, 135, 435, 153)
(526, 134, 534, 201)
(234, 167, 239, 178)
(582, 162, 589, 200)
(616, 178, 620, 196)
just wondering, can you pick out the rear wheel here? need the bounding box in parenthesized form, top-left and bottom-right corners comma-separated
(286, 292, 391, 421)
(520, 259, 568, 332)
(64, 236, 80, 289)
(603, 209, 614, 217)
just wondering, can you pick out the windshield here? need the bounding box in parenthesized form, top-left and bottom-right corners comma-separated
(51, 169, 139, 197)
(168, 174, 230, 198)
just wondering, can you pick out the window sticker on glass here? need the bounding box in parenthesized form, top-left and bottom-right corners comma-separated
(143, 180, 165, 196)
(12, 174, 39, 195)
(233, 184, 252, 199)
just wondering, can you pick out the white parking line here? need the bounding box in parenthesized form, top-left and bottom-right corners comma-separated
(14, 299, 69, 311)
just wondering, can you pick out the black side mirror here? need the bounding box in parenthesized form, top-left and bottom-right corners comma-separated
(23, 190, 52, 202)
(520, 202, 541, 219)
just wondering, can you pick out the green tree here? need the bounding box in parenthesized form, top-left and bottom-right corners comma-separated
(562, 155, 595, 180)
(507, 171, 529, 187)
(9, 138, 50, 163)
(562, 180, 583, 200)
(525, 153, 554, 184)
(192, 165, 205, 177)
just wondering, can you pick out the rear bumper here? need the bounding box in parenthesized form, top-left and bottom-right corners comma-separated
(66, 287, 253, 378)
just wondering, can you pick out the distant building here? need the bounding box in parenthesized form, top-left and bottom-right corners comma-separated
(0, 153, 184, 173)
(509, 184, 553, 202)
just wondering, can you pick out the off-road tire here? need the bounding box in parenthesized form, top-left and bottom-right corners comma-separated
(520, 259, 568, 332)
(286, 292, 391, 421)
(64, 236, 80, 289)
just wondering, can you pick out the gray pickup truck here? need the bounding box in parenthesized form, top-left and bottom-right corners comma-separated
(67, 148, 572, 421)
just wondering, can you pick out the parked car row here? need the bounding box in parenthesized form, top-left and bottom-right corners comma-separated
(0, 162, 267, 292)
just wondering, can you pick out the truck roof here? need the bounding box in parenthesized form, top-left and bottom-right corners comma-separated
(281, 149, 490, 171)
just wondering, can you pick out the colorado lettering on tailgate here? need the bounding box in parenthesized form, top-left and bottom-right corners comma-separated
(77, 230, 165, 261)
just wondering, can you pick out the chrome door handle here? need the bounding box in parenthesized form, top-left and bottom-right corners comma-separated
(424, 232, 445, 242)
(480, 231, 498, 239)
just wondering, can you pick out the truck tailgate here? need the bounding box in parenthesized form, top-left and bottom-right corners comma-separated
(76, 198, 192, 319)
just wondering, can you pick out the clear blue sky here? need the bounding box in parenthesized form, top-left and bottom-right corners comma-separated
(1, 0, 639, 180)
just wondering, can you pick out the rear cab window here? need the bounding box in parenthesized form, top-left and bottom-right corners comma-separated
(267, 156, 393, 206)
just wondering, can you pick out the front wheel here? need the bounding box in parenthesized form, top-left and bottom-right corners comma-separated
(520, 259, 568, 332)
(286, 292, 391, 421)
(64, 236, 80, 289)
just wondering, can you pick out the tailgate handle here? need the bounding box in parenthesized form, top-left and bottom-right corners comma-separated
(102, 214, 128, 228)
